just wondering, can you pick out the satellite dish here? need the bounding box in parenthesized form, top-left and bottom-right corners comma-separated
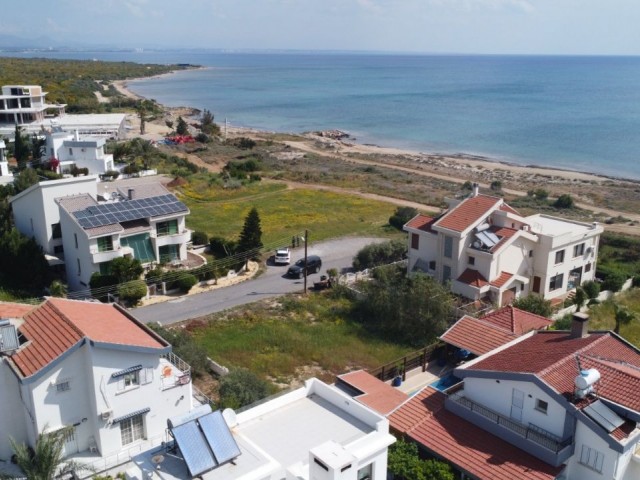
(222, 408, 238, 428)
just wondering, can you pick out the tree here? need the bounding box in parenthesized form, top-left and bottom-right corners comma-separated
(117, 279, 147, 305)
(218, 368, 271, 409)
(48, 280, 67, 298)
(176, 116, 189, 135)
(200, 109, 219, 135)
(352, 240, 406, 270)
(389, 206, 418, 230)
(613, 303, 636, 334)
(30, 134, 46, 166)
(237, 207, 263, 257)
(490, 180, 502, 192)
(573, 286, 587, 311)
(512, 294, 553, 317)
(110, 256, 143, 283)
(553, 194, 574, 209)
(0, 228, 49, 291)
(3, 426, 93, 480)
(582, 280, 600, 300)
(13, 125, 30, 170)
(388, 438, 454, 480)
(13, 168, 40, 194)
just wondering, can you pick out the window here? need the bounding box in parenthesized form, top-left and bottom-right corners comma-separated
(535, 399, 548, 414)
(579, 445, 604, 473)
(444, 236, 453, 258)
(123, 371, 139, 389)
(549, 273, 563, 291)
(357, 463, 373, 480)
(428, 260, 436, 271)
(56, 380, 70, 392)
(69, 148, 73, 156)
(443, 265, 452, 283)
(555, 250, 565, 264)
(54, 245, 64, 255)
(411, 233, 419, 250)
(468, 256, 475, 266)
(573, 243, 585, 257)
(99, 261, 111, 275)
(156, 219, 178, 237)
(159, 244, 179, 263)
(585, 263, 592, 273)
(74, 233, 78, 249)
(529, 250, 534, 258)
(76, 258, 81, 276)
(314, 458, 329, 472)
(97, 236, 113, 252)
(52, 223, 62, 239)
(120, 414, 145, 446)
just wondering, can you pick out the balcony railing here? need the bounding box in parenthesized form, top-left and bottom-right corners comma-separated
(449, 390, 572, 453)
(160, 352, 191, 390)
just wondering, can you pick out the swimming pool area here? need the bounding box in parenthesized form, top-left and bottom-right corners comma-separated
(430, 374, 462, 392)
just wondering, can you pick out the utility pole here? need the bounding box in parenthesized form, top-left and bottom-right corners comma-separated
(224, 118, 228, 141)
(303, 229, 308, 294)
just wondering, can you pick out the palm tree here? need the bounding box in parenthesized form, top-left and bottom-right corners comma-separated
(614, 303, 636, 335)
(1, 427, 93, 480)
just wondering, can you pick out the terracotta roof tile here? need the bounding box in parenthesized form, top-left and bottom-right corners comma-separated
(468, 331, 640, 412)
(405, 214, 437, 233)
(480, 306, 553, 336)
(389, 388, 562, 480)
(489, 227, 518, 252)
(440, 316, 517, 355)
(500, 204, 520, 215)
(457, 268, 488, 288)
(0, 301, 36, 318)
(10, 298, 166, 378)
(337, 370, 408, 415)
(490, 271, 514, 288)
(435, 195, 502, 233)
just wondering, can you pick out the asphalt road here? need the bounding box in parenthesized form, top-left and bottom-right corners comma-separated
(132, 236, 384, 325)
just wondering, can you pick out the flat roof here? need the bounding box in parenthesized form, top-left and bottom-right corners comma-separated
(526, 214, 596, 236)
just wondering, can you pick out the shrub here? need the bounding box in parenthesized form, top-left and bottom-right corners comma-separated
(389, 206, 419, 230)
(601, 271, 627, 292)
(490, 180, 502, 192)
(512, 294, 552, 317)
(117, 279, 147, 305)
(581, 280, 601, 299)
(90, 272, 118, 302)
(633, 275, 640, 288)
(553, 194, 574, 209)
(191, 230, 208, 246)
(218, 368, 271, 409)
(145, 267, 166, 284)
(353, 240, 407, 270)
(195, 132, 211, 143)
(123, 163, 140, 174)
(190, 264, 216, 281)
(209, 236, 237, 258)
(552, 314, 573, 330)
(176, 273, 198, 293)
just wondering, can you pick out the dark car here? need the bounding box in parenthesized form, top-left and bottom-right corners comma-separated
(286, 255, 322, 278)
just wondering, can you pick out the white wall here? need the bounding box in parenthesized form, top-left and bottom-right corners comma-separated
(59, 209, 97, 291)
(406, 230, 437, 272)
(563, 420, 619, 480)
(0, 360, 29, 460)
(462, 377, 567, 438)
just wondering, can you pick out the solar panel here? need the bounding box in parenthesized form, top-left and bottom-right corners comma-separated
(172, 421, 218, 477)
(476, 231, 497, 248)
(199, 411, 241, 465)
(584, 400, 625, 433)
(0, 323, 19, 352)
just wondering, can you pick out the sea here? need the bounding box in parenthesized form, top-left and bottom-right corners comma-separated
(6, 50, 640, 179)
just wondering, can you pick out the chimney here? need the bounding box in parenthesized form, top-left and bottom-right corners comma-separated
(472, 182, 479, 197)
(74, 129, 80, 141)
(128, 188, 135, 200)
(570, 312, 589, 339)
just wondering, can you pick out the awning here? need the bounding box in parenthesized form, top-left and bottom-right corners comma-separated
(112, 407, 150, 424)
(45, 254, 65, 267)
(111, 365, 142, 378)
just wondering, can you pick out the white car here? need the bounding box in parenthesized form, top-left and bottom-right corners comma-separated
(274, 247, 291, 265)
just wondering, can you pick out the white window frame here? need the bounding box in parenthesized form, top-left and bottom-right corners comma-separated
(535, 398, 548, 414)
(120, 414, 145, 446)
(573, 243, 585, 257)
(357, 463, 373, 480)
(555, 249, 565, 264)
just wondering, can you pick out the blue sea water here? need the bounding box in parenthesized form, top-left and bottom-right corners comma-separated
(6, 50, 640, 179)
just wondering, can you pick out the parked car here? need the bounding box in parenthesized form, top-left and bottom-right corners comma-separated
(287, 255, 322, 278)
(274, 247, 291, 265)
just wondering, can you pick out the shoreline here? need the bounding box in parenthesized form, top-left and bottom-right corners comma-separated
(116, 73, 636, 187)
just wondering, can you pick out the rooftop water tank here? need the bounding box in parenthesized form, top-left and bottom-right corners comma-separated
(575, 369, 600, 391)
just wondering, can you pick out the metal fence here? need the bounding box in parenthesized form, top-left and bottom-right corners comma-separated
(368, 342, 443, 382)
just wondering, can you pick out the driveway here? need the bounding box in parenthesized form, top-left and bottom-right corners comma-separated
(132, 236, 385, 325)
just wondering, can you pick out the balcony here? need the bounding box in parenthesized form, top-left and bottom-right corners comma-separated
(447, 387, 573, 466)
(91, 246, 124, 264)
(151, 229, 191, 248)
(160, 352, 191, 391)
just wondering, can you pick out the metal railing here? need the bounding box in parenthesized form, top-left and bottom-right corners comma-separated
(449, 390, 572, 453)
(160, 352, 192, 390)
(192, 384, 214, 407)
(368, 342, 443, 382)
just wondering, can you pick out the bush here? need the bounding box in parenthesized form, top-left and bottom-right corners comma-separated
(553, 194, 574, 209)
(601, 271, 627, 292)
(512, 294, 552, 317)
(117, 279, 147, 305)
(190, 264, 216, 282)
(123, 163, 140, 174)
(388, 438, 454, 480)
(389, 206, 419, 230)
(90, 272, 118, 302)
(195, 132, 211, 143)
(218, 368, 271, 409)
(490, 180, 502, 192)
(209, 236, 237, 258)
(552, 314, 573, 330)
(176, 273, 198, 293)
(191, 231, 208, 246)
(581, 280, 601, 299)
(353, 240, 407, 270)
(633, 275, 640, 288)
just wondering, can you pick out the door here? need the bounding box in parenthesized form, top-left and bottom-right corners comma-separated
(510, 388, 524, 423)
(60, 426, 78, 457)
(532, 276, 541, 293)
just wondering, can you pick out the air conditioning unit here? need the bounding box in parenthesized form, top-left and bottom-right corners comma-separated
(100, 409, 113, 421)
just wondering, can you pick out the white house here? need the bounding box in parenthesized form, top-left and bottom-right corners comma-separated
(390, 314, 640, 480)
(404, 187, 603, 307)
(0, 298, 194, 466)
(46, 129, 115, 175)
(0, 139, 14, 184)
(0, 84, 126, 138)
(10, 179, 191, 291)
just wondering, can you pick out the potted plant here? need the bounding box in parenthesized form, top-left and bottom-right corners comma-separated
(392, 363, 404, 387)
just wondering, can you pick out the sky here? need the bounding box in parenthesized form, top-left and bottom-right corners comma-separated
(2, 0, 639, 55)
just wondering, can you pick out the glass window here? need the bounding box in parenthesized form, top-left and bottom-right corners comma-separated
(443, 265, 452, 283)
(74, 233, 78, 249)
(56, 381, 70, 392)
(411, 233, 419, 250)
(123, 371, 138, 389)
(77, 258, 81, 276)
(51, 223, 62, 239)
(468, 256, 475, 265)
(555, 250, 565, 264)
(535, 399, 548, 413)
(549, 273, 564, 291)
(444, 236, 453, 258)
(99, 261, 112, 275)
(357, 463, 373, 480)
(120, 414, 145, 446)
(585, 263, 592, 273)
(573, 243, 585, 257)
(159, 244, 179, 263)
(156, 219, 178, 236)
(97, 236, 113, 252)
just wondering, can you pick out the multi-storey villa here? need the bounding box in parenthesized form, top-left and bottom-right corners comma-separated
(45, 129, 116, 175)
(404, 186, 603, 306)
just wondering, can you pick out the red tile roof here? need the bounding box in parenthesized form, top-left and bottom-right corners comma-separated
(389, 388, 563, 480)
(405, 214, 437, 233)
(500, 204, 521, 215)
(440, 316, 517, 355)
(440, 307, 552, 356)
(11, 298, 167, 378)
(457, 268, 488, 288)
(468, 331, 640, 412)
(489, 226, 518, 252)
(0, 301, 36, 318)
(435, 195, 502, 233)
(337, 370, 408, 416)
(490, 271, 514, 288)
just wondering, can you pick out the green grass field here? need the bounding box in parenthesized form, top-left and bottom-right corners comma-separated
(188, 293, 414, 384)
(179, 179, 399, 246)
(585, 289, 640, 347)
